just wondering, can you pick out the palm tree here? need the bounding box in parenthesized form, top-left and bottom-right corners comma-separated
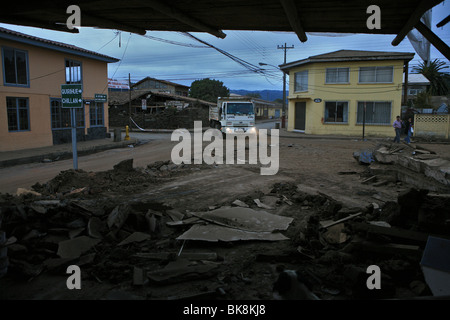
(412, 59, 449, 96)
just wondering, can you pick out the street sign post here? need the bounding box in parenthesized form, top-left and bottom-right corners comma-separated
(61, 84, 83, 170)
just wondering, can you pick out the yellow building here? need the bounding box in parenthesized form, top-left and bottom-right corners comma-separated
(280, 50, 415, 137)
(0, 27, 119, 151)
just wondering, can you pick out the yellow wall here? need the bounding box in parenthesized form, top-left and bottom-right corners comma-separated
(0, 38, 110, 151)
(287, 60, 404, 137)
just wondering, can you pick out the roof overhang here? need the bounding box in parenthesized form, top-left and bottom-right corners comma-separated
(1, 0, 448, 60)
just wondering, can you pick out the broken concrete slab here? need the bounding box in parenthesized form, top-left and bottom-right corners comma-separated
(133, 267, 148, 286)
(191, 206, 293, 233)
(166, 209, 184, 222)
(57, 236, 101, 259)
(177, 224, 290, 242)
(322, 223, 348, 245)
(107, 204, 130, 233)
(117, 232, 150, 246)
(87, 217, 106, 239)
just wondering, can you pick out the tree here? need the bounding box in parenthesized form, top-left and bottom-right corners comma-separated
(189, 78, 229, 103)
(412, 59, 449, 96)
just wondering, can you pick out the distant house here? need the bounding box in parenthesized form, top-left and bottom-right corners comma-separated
(403, 73, 430, 104)
(0, 27, 119, 151)
(132, 76, 189, 97)
(280, 50, 415, 137)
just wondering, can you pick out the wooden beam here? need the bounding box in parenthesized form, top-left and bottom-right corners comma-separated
(279, 0, 308, 42)
(415, 20, 450, 61)
(436, 14, 450, 28)
(392, 0, 443, 46)
(82, 12, 147, 35)
(145, 0, 226, 39)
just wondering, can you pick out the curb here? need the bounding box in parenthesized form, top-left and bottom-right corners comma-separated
(0, 139, 138, 169)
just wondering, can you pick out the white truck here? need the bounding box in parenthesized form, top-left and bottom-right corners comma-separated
(209, 96, 257, 134)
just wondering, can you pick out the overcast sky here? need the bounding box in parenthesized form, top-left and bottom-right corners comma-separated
(1, 2, 449, 91)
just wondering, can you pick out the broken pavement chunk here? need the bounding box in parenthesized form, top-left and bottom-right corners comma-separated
(192, 206, 293, 232)
(117, 232, 150, 246)
(88, 217, 106, 239)
(107, 204, 130, 233)
(232, 200, 249, 208)
(177, 224, 289, 242)
(57, 236, 101, 259)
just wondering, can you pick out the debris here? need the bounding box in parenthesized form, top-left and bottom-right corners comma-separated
(273, 270, 320, 300)
(133, 267, 148, 286)
(57, 236, 101, 259)
(117, 232, 150, 246)
(350, 222, 430, 243)
(232, 200, 249, 208)
(254, 199, 273, 210)
(348, 241, 422, 258)
(107, 204, 130, 233)
(320, 212, 363, 229)
(177, 224, 290, 242)
(353, 149, 374, 164)
(420, 236, 450, 296)
(69, 228, 85, 239)
(191, 206, 293, 232)
(88, 217, 106, 239)
(113, 158, 134, 172)
(282, 195, 293, 206)
(147, 258, 219, 284)
(69, 187, 87, 195)
(16, 188, 41, 197)
(361, 176, 377, 184)
(166, 209, 184, 222)
(369, 221, 391, 228)
(321, 223, 348, 244)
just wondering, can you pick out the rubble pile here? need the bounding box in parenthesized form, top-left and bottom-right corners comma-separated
(0, 157, 449, 300)
(354, 142, 450, 193)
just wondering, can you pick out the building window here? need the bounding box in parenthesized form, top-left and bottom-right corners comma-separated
(294, 70, 308, 92)
(6, 97, 29, 131)
(51, 98, 84, 128)
(2, 47, 29, 86)
(90, 102, 104, 126)
(324, 101, 348, 123)
(326, 68, 349, 83)
(65, 59, 82, 84)
(359, 66, 393, 83)
(408, 88, 424, 95)
(357, 101, 392, 125)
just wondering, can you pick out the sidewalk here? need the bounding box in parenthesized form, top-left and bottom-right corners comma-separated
(0, 137, 138, 168)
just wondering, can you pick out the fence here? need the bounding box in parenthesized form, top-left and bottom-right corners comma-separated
(414, 114, 450, 139)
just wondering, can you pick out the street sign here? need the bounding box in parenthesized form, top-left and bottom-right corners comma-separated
(314, 98, 322, 103)
(61, 84, 83, 108)
(95, 93, 107, 102)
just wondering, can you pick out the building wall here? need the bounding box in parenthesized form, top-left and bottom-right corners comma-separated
(287, 60, 404, 137)
(0, 38, 110, 151)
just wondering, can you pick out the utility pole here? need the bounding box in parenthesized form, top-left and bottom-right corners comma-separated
(278, 43, 294, 129)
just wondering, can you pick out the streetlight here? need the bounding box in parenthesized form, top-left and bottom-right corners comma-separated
(259, 62, 287, 129)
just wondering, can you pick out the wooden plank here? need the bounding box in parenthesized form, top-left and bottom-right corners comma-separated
(320, 212, 363, 229)
(350, 222, 432, 243)
(279, 0, 308, 42)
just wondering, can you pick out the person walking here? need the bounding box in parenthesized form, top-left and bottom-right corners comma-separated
(404, 117, 413, 144)
(393, 116, 402, 143)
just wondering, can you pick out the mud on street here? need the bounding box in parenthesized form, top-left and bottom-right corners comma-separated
(0, 135, 449, 300)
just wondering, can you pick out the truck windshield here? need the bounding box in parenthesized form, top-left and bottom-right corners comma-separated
(226, 103, 254, 115)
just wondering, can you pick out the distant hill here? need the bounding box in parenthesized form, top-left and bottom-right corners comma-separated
(230, 89, 287, 102)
